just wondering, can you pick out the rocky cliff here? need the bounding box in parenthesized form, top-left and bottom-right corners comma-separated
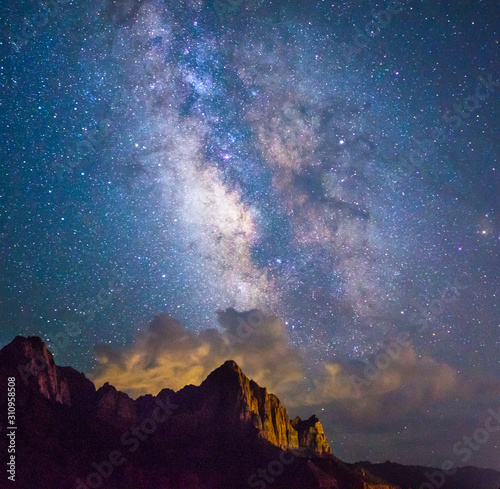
(96, 382, 137, 427)
(199, 360, 301, 450)
(292, 414, 332, 455)
(0, 336, 399, 489)
(0, 335, 71, 405)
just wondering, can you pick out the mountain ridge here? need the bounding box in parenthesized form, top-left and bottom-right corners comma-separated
(0, 336, 497, 489)
(354, 461, 500, 489)
(0, 335, 389, 488)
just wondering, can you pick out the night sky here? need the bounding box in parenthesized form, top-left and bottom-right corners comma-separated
(1, 0, 499, 471)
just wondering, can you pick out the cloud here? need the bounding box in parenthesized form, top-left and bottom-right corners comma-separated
(91, 309, 304, 399)
(91, 310, 500, 435)
(304, 347, 462, 425)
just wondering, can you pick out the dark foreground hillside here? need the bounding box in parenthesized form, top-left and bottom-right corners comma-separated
(355, 461, 500, 489)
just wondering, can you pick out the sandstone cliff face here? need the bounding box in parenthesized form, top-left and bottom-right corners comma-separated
(292, 415, 332, 455)
(200, 360, 300, 449)
(96, 382, 137, 426)
(58, 365, 96, 411)
(0, 336, 71, 405)
(200, 360, 333, 455)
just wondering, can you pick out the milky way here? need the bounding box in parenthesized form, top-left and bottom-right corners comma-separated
(1, 0, 499, 470)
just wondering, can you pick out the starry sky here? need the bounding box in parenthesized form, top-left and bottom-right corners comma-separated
(1, 0, 499, 471)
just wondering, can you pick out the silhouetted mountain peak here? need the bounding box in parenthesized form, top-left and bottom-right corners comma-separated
(221, 359, 241, 370)
(202, 359, 244, 384)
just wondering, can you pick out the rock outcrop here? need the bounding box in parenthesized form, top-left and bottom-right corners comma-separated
(0, 335, 71, 405)
(96, 382, 137, 426)
(197, 360, 335, 454)
(58, 365, 96, 411)
(199, 360, 300, 450)
(292, 414, 332, 455)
